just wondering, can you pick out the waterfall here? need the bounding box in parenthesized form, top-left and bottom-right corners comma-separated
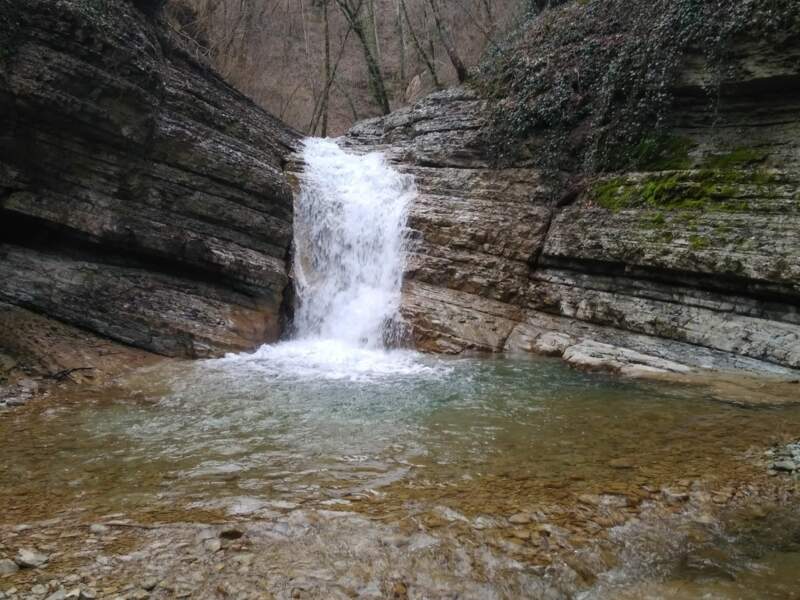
(292, 138, 415, 348)
(217, 138, 434, 381)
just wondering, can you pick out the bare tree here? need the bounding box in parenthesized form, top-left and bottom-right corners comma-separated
(334, 0, 391, 114)
(427, 0, 468, 82)
(394, 0, 407, 85)
(310, 7, 354, 135)
(400, 0, 440, 88)
(167, 0, 521, 133)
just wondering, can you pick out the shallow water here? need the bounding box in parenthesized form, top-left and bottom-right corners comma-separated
(2, 347, 799, 597)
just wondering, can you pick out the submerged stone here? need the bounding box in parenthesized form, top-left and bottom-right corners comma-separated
(508, 513, 533, 525)
(772, 460, 797, 472)
(14, 548, 49, 569)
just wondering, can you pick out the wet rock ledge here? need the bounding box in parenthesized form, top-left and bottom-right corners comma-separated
(0, 0, 300, 374)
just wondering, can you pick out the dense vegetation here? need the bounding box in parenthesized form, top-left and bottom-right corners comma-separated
(478, 0, 800, 172)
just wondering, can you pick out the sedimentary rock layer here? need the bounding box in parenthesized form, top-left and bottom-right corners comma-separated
(343, 47, 800, 376)
(0, 0, 299, 358)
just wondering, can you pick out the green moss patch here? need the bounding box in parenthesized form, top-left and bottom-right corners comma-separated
(643, 211, 666, 229)
(632, 136, 697, 171)
(592, 168, 780, 213)
(688, 234, 711, 250)
(705, 147, 769, 170)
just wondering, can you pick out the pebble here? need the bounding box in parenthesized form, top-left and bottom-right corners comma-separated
(691, 514, 715, 526)
(772, 459, 797, 472)
(536, 523, 560, 535)
(511, 529, 531, 540)
(0, 560, 18, 576)
(45, 589, 66, 600)
(15, 548, 49, 568)
(32, 584, 47, 595)
(141, 578, 158, 591)
(661, 489, 689, 505)
(89, 524, 110, 536)
(578, 494, 602, 506)
(471, 516, 498, 530)
(195, 529, 215, 543)
(219, 528, 244, 541)
(712, 489, 733, 504)
(508, 513, 532, 525)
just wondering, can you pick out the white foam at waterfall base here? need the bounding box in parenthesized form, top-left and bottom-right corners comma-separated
(218, 339, 438, 382)
(218, 138, 443, 381)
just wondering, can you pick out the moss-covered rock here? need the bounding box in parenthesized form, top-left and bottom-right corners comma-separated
(592, 167, 783, 214)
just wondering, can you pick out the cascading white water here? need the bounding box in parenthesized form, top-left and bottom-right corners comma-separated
(217, 138, 438, 381)
(292, 138, 415, 347)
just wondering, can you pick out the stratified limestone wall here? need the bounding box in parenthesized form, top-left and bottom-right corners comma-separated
(0, 0, 300, 358)
(342, 38, 800, 377)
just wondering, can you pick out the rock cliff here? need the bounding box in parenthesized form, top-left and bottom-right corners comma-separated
(342, 34, 800, 378)
(0, 0, 299, 374)
(2, 0, 798, 391)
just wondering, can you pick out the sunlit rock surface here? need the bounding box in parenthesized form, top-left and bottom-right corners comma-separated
(0, 0, 299, 360)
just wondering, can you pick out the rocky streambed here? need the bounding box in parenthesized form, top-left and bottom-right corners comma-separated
(0, 442, 798, 600)
(1, 356, 799, 599)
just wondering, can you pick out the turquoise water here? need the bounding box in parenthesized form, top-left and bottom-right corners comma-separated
(1, 351, 799, 597)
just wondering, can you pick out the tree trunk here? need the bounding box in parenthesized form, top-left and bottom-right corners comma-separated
(395, 0, 406, 85)
(400, 0, 440, 88)
(369, 0, 381, 63)
(311, 18, 353, 134)
(482, 0, 494, 28)
(335, 79, 360, 122)
(335, 0, 391, 115)
(427, 0, 468, 83)
(321, 0, 331, 136)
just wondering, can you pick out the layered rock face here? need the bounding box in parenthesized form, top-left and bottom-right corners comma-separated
(0, 0, 299, 361)
(343, 40, 800, 377)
